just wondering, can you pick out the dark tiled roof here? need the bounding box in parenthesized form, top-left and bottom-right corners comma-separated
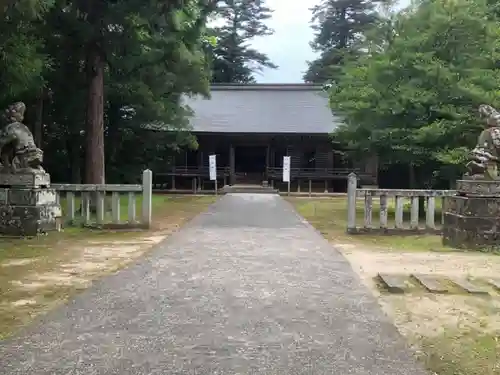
(183, 83, 342, 134)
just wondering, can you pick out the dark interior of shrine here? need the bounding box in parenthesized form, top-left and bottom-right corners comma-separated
(152, 133, 378, 191)
(234, 146, 267, 173)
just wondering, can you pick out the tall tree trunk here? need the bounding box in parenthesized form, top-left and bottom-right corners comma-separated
(84, 47, 105, 184)
(68, 134, 82, 184)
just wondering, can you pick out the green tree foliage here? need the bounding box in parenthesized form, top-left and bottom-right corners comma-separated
(330, 0, 500, 187)
(1, 0, 216, 183)
(303, 0, 384, 83)
(0, 0, 54, 103)
(209, 0, 277, 83)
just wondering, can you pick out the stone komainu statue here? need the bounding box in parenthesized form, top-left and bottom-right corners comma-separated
(466, 104, 500, 179)
(0, 102, 44, 174)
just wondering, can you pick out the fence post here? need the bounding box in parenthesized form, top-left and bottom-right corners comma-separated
(142, 169, 152, 228)
(347, 172, 357, 233)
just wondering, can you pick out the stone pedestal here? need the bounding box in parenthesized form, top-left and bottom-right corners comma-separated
(0, 173, 61, 236)
(0, 172, 50, 187)
(443, 178, 500, 249)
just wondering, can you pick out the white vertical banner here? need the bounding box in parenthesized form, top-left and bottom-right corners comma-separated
(209, 154, 217, 181)
(283, 156, 291, 182)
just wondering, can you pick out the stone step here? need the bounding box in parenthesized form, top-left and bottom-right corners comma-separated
(221, 185, 279, 194)
(377, 273, 410, 293)
(486, 278, 500, 291)
(449, 277, 489, 295)
(412, 274, 449, 293)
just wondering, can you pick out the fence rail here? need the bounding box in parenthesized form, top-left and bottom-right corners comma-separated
(346, 173, 456, 234)
(53, 170, 152, 229)
(155, 166, 230, 177)
(266, 167, 374, 180)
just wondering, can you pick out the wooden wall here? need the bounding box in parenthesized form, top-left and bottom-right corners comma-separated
(170, 134, 374, 178)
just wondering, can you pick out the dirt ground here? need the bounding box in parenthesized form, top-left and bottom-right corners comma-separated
(338, 243, 500, 375)
(0, 195, 216, 339)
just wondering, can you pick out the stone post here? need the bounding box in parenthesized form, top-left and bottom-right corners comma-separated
(347, 172, 357, 233)
(142, 169, 152, 228)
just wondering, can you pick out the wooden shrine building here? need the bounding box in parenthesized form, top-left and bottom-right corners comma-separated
(157, 83, 377, 192)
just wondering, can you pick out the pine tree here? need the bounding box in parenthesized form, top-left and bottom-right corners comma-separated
(210, 0, 277, 83)
(303, 0, 383, 83)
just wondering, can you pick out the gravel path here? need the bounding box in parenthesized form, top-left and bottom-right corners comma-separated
(0, 193, 428, 374)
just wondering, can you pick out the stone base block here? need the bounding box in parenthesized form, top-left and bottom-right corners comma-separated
(443, 195, 500, 249)
(443, 213, 500, 249)
(0, 172, 50, 188)
(0, 187, 61, 236)
(446, 195, 500, 216)
(456, 178, 500, 196)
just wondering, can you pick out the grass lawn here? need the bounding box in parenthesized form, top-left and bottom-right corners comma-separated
(0, 194, 216, 339)
(420, 330, 500, 375)
(288, 196, 457, 252)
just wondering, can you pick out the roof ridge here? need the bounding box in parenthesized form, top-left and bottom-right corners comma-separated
(210, 83, 324, 91)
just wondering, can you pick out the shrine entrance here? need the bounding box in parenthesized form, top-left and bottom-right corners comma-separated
(234, 145, 267, 184)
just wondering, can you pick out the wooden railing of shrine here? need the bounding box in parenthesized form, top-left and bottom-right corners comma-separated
(156, 166, 230, 177)
(158, 166, 374, 180)
(266, 167, 375, 180)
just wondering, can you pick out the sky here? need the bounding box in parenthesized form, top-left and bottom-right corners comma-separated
(252, 0, 410, 83)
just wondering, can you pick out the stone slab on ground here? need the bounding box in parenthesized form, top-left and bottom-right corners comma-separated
(486, 278, 500, 291)
(449, 277, 489, 295)
(412, 274, 449, 293)
(0, 193, 428, 375)
(377, 273, 411, 293)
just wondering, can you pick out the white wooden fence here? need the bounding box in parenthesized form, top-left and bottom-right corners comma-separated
(53, 169, 153, 229)
(346, 173, 456, 234)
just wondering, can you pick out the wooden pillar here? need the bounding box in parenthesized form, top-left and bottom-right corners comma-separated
(171, 157, 176, 190)
(327, 149, 334, 169)
(198, 150, 204, 171)
(308, 179, 312, 196)
(141, 170, 153, 228)
(229, 144, 235, 185)
(265, 144, 270, 180)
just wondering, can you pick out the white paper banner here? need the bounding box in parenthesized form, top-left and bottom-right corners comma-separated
(283, 156, 290, 182)
(209, 154, 217, 181)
